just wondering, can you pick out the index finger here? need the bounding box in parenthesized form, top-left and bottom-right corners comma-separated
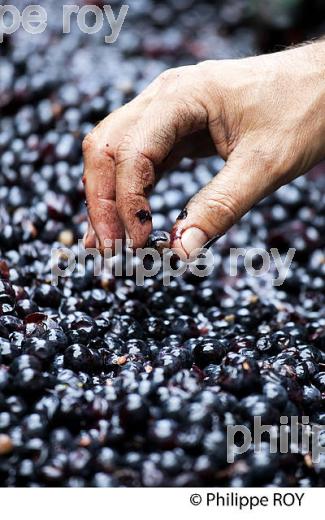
(115, 96, 208, 248)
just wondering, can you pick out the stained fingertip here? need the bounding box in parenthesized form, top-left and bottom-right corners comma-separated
(88, 198, 125, 252)
(169, 225, 187, 261)
(129, 208, 153, 249)
(135, 209, 153, 225)
(95, 221, 125, 253)
(127, 222, 153, 249)
(116, 192, 153, 249)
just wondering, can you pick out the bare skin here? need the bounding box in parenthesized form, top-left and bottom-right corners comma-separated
(82, 41, 325, 257)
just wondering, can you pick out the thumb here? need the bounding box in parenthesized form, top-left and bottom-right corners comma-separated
(170, 155, 277, 257)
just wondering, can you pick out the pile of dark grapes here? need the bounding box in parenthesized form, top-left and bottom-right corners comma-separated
(0, 0, 324, 487)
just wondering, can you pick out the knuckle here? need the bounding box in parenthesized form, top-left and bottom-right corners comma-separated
(173, 98, 198, 131)
(82, 132, 95, 154)
(85, 133, 114, 163)
(83, 112, 119, 158)
(159, 65, 194, 85)
(115, 134, 133, 165)
(159, 67, 177, 83)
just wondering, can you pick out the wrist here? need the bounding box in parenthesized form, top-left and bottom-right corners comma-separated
(289, 41, 325, 165)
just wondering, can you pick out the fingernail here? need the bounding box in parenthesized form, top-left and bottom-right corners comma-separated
(181, 227, 209, 255)
(135, 209, 152, 224)
(177, 208, 188, 221)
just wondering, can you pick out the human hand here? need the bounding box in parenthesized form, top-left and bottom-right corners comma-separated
(82, 41, 325, 256)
